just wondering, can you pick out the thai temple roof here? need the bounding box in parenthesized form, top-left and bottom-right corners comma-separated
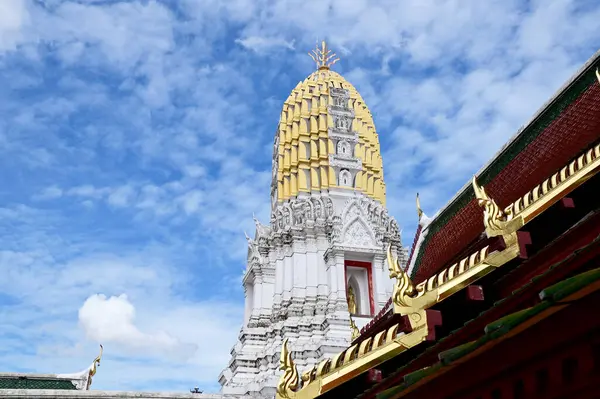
(0, 345, 103, 392)
(408, 48, 600, 282)
(356, 48, 600, 342)
(0, 373, 80, 390)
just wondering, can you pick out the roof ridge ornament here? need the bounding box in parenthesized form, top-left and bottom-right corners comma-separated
(416, 193, 423, 220)
(86, 344, 103, 389)
(277, 338, 299, 399)
(308, 40, 340, 71)
(350, 316, 360, 341)
(596, 68, 600, 84)
(471, 176, 508, 236)
(387, 244, 422, 312)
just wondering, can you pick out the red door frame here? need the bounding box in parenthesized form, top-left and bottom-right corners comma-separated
(344, 259, 375, 316)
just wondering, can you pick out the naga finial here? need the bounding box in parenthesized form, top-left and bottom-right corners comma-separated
(308, 40, 340, 70)
(277, 338, 299, 399)
(387, 245, 421, 309)
(86, 345, 103, 389)
(471, 176, 506, 233)
(350, 316, 360, 341)
(416, 193, 423, 220)
(252, 212, 259, 225)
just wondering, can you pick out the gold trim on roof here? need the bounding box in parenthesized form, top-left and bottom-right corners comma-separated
(473, 142, 600, 238)
(284, 311, 434, 398)
(596, 68, 600, 84)
(389, 239, 520, 316)
(276, 142, 600, 399)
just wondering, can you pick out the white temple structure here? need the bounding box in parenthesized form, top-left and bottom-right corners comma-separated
(218, 42, 406, 399)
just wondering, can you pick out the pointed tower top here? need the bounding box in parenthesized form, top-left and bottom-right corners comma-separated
(308, 40, 340, 70)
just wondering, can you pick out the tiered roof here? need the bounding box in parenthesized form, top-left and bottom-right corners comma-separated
(0, 345, 103, 392)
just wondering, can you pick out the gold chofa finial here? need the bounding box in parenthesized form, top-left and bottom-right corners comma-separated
(416, 193, 423, 220)
(86, 344, 103, 389)
(308, 40, 339, 70)
(277, 338, 299, 398)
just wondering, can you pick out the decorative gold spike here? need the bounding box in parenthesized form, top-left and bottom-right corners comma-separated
(308, 41, 340, 71)
(86, 345, 103, 389)
(416, 193, 423, 220)
(277, 338, 299, 399)
(89, 345, 103, 377)
(350, 316, 360, 341)
(387, 245, 422, 310)
(471, 176, 507, 235)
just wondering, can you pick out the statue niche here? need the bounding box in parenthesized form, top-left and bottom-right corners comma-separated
(346, 281, 359, 315)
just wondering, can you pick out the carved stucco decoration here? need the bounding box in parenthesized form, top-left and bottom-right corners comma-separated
(245, 232, 262, 265)
(338, 197, 401, 247)
(274, 198, 334, 230)
(343, 218, 375, 247)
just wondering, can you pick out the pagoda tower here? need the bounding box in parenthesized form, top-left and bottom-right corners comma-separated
(219, 42, 406, 398)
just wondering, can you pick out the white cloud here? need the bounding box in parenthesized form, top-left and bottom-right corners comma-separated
(0, 227, 243, 390)
(0, 0, 28, 51)
(67, 184, 107, 198)
(183, 165, 206, 179)
(235, 36, 295, 53)
(177, 190, 204, 215)
(107, 185, 136, 208)
(37, 185, 63, 200)
(79, 294, 196, 361)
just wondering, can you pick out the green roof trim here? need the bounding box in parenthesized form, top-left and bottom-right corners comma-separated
(376, 384, 404, 399)
(402, 364, 442, 387)
(438, 340, 477, 366)
(435, 303, 551, 368)
(0, 377, 77, 390)
(483, 303, 551, 336)
(411, 55, 600, 277)
(539, 267, 600, 302)
(375, 267, 600, 399)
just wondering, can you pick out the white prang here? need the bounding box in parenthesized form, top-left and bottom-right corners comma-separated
(220, 128, 406, 399)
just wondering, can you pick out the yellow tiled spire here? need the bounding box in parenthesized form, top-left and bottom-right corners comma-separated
(274, 41, 386, 205)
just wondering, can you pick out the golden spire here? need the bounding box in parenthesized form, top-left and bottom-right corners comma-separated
(308, 40, 340, 70)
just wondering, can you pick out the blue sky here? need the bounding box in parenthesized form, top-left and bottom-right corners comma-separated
(0, 0, 599, 394)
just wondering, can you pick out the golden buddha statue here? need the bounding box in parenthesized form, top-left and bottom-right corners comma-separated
(347, 285, 357, 315)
